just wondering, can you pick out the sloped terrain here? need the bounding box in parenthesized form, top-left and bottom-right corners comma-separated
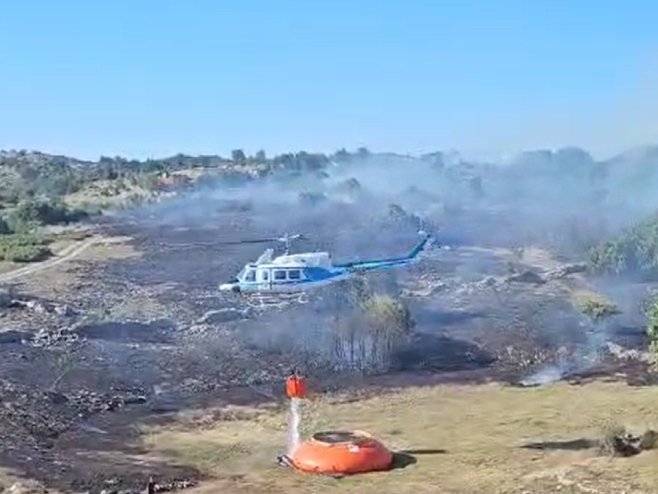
(0, 151, 657, 492)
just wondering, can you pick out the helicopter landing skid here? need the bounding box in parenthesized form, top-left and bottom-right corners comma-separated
(244, 292, 310, 311)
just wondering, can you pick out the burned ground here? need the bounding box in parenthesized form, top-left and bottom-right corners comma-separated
(0, 186, 655, 492)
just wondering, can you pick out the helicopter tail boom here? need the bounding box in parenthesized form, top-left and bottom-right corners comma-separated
(334, 233, 432, 271)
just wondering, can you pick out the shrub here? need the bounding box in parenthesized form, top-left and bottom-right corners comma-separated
(0, 217, 11, 234)
(329, 278, 414, 373)
(298, 191, 327, 205)
(0, 233, 52, 262)
(7, 199, 89, 232)
(588, 213, 658, 280)
(645, 293, 658, 362)
(578, 297, 620, 323)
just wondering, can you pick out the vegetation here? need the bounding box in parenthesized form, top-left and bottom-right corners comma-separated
(0, 147, 370, 263)
(330, 277, 414, 373)
(588, 213, 658, 280)
(578, 296, 620, 323)
(645, 292, 658, 361)
(0, 233, 51, 262)
(5, 143, 658, 278)
(297, 191, 327, 205)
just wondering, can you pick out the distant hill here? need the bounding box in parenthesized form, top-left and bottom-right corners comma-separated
(3, 143, 658, 271)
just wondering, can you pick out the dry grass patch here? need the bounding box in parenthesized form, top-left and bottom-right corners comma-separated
(140, 382, 658, 494)
(2, 234, 140, 303)
(76, 235, 140, 261)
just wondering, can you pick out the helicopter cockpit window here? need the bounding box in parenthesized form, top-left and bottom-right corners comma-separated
(287, 269, 301, 280)
(244, 269, 256, 282)
(274, 270, 286, 280)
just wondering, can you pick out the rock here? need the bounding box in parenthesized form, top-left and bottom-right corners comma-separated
(30, 326, 81, 348)
(187, 324, 211, 335)
(53, 304, 75, 317)
(479, 276, 498, 287)
(149, 383, 182, 413)
(505, 270, 545, 285)
(547, 262, 587, 279)
(0, 330, 31, 345)
(639, 429, 658, 450)
(0, 291, 13, 309)
(154, 479, 197, 492)
(601, 428, 658, 457)
(44, 390, 69, 405)
(122, 394, 147, 405)
(605, 342, 652, 363)
(8, 481, 47, 494)
(197, 308, 251, 324)
(25, 300, 49, 314)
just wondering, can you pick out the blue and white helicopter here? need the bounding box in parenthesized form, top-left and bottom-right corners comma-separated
(218, 229, 434, 306)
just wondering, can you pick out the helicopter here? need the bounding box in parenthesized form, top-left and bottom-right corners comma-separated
(218, 229, 434, 305)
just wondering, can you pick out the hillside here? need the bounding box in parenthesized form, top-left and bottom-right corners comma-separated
(2, 144, 658, 266)
(2, 143, 658, 492)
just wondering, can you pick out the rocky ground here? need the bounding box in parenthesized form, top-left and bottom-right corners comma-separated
(0, 197, 655, 493)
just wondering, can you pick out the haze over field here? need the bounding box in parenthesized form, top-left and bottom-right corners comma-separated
(3, 1, 658, 493)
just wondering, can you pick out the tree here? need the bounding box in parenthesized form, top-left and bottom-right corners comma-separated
(255, 149, 267, 162)
(329, 277, 413, 373)
(588, 213, 658, 280)
(0, 217, 10, 234)
(361, 294, 414, 369)
(469, 176, 483, 198)
(7, 199, 87, 231)
(333, 148, 350, 162)
(231, 149, 246, 163)
(645, 293, 658, 362)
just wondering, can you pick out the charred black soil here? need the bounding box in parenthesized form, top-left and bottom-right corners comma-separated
(0, 199, 654, 493)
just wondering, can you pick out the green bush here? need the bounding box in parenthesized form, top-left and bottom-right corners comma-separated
(7, 199, 89, 232)
(0, 234, 52, 262)
(645, 293, 658, 363)
(588, 213, 658, 280)
(361, 294, 414, 338)
(0, 217, 11, 235)
(330, 278, 414, 373)
(578, 297, 620, 323)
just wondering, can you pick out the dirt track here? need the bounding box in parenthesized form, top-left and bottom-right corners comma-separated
(0, 237, 96, 282)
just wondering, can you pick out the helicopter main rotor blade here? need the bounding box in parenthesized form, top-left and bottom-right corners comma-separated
(216, 234, 307, 245)
(214, 238, 281, 245)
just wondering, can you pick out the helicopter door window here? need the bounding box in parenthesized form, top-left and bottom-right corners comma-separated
(244, 269, 256, 282)
(287, 269, 301, 280)
(274, 270, 286, 281)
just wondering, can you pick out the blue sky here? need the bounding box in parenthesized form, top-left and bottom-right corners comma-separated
(1, 0, 657, 160)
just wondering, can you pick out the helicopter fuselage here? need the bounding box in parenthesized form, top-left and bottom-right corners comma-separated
(219, 252, 349, 294)
(218, 233, 432, 295)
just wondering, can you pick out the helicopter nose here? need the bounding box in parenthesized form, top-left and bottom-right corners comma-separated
(219, 283, 240, 293)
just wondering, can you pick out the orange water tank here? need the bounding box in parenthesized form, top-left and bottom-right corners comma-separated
(286, 374, 306, 398)
(290, 430, 393, 474)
